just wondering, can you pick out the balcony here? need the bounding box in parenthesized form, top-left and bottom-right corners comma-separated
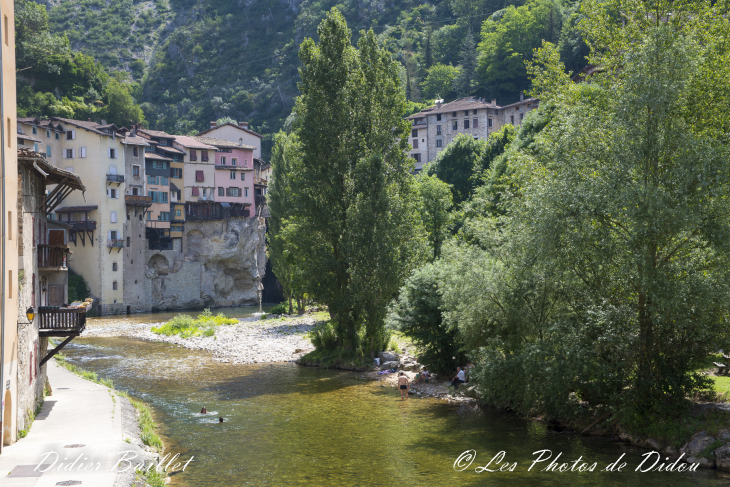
(38, 245, 68, 270)
(38, 307, 87, 338)
(107, 174, 124, 184)
(107, 239, 124, 248)
(198, 194, 214, 202)
(254, 177, 268, 186)
(255, 195, 266, 208)
(125, 194, 152, 207)
(70, 220, 96, 230)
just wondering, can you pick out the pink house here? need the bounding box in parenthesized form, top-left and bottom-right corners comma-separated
(192, 136, 256, 215)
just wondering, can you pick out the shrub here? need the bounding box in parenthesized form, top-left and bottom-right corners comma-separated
(68, 269, 90, 302)
(151, 309, 238, 338)
(270, 302, 288, 315)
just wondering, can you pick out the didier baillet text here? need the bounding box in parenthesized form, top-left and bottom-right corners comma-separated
(453, 450, 701, 474)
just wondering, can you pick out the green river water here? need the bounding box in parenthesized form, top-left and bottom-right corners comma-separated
(58, 308, 730, 486)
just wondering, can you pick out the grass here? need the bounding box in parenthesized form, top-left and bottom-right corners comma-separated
(137, 466, 167, 487)
(388, 330, 414, 354)
(55, 352, 115, 388)
(261, 310, 330, 325)
(711, 376, 730, 400)
(151, 308, 238, 338)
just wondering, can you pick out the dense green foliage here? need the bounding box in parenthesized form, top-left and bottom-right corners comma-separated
(67, 269, 90, 303)
(270, 9, 426, 361)
(15, 0, 144, 125)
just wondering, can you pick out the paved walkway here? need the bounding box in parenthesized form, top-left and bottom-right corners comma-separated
(0, 361, 129, 487)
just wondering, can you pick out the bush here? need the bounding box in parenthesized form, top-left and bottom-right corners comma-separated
(309, 321, 338, 351)
(68, 269, 90, 303)
(151, 309, 237, 338)
(270, 302, 289, 315)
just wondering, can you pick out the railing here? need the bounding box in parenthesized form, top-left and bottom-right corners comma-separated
(107, 174, 125, 183)
(107, 239, 124, 248)
(70, 221, 97, 230)
(38, 307, 87, 337)
(198, 194, 214, 201)
(38, 245, 67, 268)
(125, 195, 152, 206)
(254, 177, 268, 186)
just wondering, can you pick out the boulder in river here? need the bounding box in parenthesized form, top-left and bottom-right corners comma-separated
(379, 351, 399, 362)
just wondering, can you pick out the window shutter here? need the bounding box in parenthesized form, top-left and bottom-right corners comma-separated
(107, 188, 111, 198)
(111, 211, 117, 223)
(192, 187, 199, 196)
(71, 149, 76, 158)
(81, 147, 87, 158)
(71, 130, 76, 140)
(62, 150, 67, 159)
(196, 170, 204, 181)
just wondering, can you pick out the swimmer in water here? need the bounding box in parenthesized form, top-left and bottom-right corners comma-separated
(219, 416, 224, 423)
(200, 407, 207, 414)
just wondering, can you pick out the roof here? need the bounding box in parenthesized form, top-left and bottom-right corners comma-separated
(17, 148, 85, 192)
(55, 205, 98, 213)
(138, 128, 175, 139)
(156, 145, 185, 155)
(406, 96, 538, 118)
(170, 182, 179, 191)
(122, 135, 150, 147)
(51, 117, 116, 137)
(174, 135, 217, 150)
(18, 117, 40, 125)
(38, 120, 66, 132)
(254, 158, 270, 169)
(145, 152, 173, 161)
(191, 135, 255, 150)
(196, 122, 263, 139)
(18, 133, 41, 143)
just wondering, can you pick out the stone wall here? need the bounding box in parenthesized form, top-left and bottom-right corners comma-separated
(144, 216, 266, 310)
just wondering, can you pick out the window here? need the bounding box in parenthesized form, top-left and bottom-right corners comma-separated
(452, 112, 457, 117)
(145, 145, 155, 152)
(66, 130, 76, 140)
(132, 187, 139, 196)
(220, 148, 232, 153)
(3, 15, 7, 46)
(464, 120, 470, 129)
(133, 147, 139, 157)
(112, 262, 118, 271)
(412, 139, 418, 149)
(230, 171, 236, 180)
(195, 170, 204, 182)
(202, 188, 207, 196)
(32, 126, 37, 135)
(436, 114, 441, 121)
(464, 110, 469, 116)
(452, 121, 457, 130)
(113, 281, 118, 290)
(171, 168, 182, 178)
(520, 113, 524, 122)
(231, 158, 237, 166)
(219, 187, 224, 196)
(244, 159, 248, 167)
(161, 177, 168, 186)
(158, 212, 170, 221)
(152, 161, 166, 170)
(126, 237, 130, 247)
(244, 188, 249, 197)
(110, 211, 117, 223)
(240, 172, 245, 181)
(147, 212, 152, 220)
(488, 118, 493, 128)
(201, 151, 208, 162)
(226, 187, 240, 197)
(221, 156, 226, 165)
(65, 149, 73, 159)
(147, 175, 158, 185)
(436, 125, 441, 135)
(412, 153, 421, 162)
(190, 150, 197, 161)
(411, 129, 418, 137)
(34, 142, 39, 152)
(510, 115, 514, 125)
(147, 191, 168, 203)
(133, 165, 140, 177)
(473, 119, 478, 128)
(192, 187, 199, 196)
(109, 188, 117, 198)
(436, 139, 443, 148)
(473, 110, 477, 115)
(80, 147, 87, 158)
(55, 132, 59, 140)
(46, 129, 50, 138)
(65, 166, 73, 173)
(110, 230, 118, 240)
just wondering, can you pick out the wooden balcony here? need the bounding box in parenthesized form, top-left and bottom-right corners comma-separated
(38, 307, 87, 338)
(254, 177, 268, 186)
(38, 245, 68, 270)
(107, 174, 125, 184)
(125, 194, 152, 207)
(70, 220, 96, 230)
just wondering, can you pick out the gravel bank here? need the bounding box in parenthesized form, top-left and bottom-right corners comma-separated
(86, 315, 320, 365)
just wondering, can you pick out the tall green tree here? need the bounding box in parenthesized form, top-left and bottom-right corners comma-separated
(416, 174, 453, 260)
(288, 8, 426, 357)
(426, 133, 486, 204)
(102, 78, 145, 126)
(453, 30, 478, 97)
(421, 63, 460, 100)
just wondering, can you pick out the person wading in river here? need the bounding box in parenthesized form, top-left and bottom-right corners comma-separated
(200, 407, 207, 414)
(397, 372, 409, 400)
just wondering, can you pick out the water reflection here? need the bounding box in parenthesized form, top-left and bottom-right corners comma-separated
(59, 337, 730, 487)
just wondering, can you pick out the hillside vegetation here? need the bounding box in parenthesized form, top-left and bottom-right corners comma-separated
(24, 0, 587, 156)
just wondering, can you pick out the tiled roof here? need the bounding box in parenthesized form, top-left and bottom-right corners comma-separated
(174, 135, 217, 150)
(38, 120, 66, 132)
(196, 122, 263, 138)
(18, 117, 40, 124)
(191, 135, 255, 150)
(55, 205, 98, 213)
(122, 136, 150, 146)
(17, 148, 85, 191)
(139, 128, 175, 139)
(156, 145, 185, 155)
(145, 152, 173, 161)
(17, 133, 41, 143)
(406, 96, 538, 118)
(51, 117, 114, 137)
(170, 182, 179, 191)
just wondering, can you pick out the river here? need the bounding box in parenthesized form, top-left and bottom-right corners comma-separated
(57, 308, 730, 486)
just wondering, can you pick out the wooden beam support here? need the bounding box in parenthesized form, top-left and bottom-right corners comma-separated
(39, 336, 75, 368)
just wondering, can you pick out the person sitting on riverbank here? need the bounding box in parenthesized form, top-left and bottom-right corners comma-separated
(397, 372, 409, 400)
(452, 367, 466, 390)
(200, 407, 207, 414)
(414, 370, 430, 384)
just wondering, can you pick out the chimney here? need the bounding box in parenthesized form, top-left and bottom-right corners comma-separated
(239, 121, 249, 129)
(520, 92, 524, 102)
(491, 99, 497, 106)
(210, 121, 217, 128)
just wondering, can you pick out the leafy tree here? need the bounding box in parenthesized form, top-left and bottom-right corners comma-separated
(102, 79, 145, 126)
(387, 263, 466, 374)
(477, 0, 564, 100)
(426, 133, 486, 204)
(420, 64, 460, 101)
(287, 8, 426, 357)
(416, 175, 453, 260)
(452, 30, 478, 97)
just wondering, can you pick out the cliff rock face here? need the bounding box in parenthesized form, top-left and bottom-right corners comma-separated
(145, 217, 266, 310)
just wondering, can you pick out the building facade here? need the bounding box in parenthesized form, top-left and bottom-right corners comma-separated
(406, 95, 539, 171)
(196, 121, 263, 160)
